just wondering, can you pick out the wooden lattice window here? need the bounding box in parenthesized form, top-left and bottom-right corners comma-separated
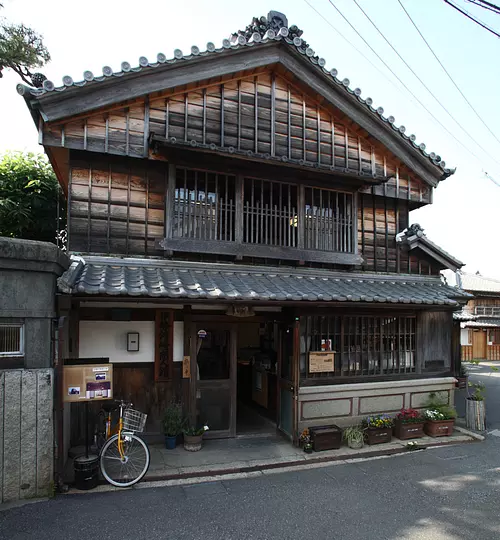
(0, 324, 24, 356)
(155, 310, 174, 381)
(304, 188, 354, 253)
(173, 168, 236, 242)
(301, 315, 416, 378)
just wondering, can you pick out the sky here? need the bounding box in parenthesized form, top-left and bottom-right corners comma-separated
(1, 0, 499, 278)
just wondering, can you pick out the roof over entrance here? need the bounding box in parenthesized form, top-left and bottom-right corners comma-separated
(17, 11, 453, 187)
(58, 256, 470, 306)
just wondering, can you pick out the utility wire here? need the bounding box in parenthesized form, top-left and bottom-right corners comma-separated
(352, 0, 500, 159)
(466, 0, 500, 15)
(399, 0, 500, 148)
(484, 171, 500, 188)
(443, 0, 500, 37)
(326, 0, 500, 169)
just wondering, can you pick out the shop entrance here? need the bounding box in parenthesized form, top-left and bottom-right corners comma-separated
(192, 317, 294, 440)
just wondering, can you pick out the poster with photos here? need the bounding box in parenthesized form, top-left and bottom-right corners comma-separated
(63, 363, 113, 402)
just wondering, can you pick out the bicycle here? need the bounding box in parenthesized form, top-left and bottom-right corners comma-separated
(95, 399, 150, 487)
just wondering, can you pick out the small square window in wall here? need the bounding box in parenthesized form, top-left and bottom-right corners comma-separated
(0, 324, 24, 356)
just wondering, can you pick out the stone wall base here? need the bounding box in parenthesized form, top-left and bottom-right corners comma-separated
(298, 377, 456, 431)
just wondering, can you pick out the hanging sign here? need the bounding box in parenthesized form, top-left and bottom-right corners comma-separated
(63, 363, 114, 402)
(309, 351, 335, 373)
(197, 329, 207, 339)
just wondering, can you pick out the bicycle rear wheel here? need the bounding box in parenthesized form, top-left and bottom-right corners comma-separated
(100, 433, 150, 487)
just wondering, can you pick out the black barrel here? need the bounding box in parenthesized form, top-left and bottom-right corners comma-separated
(74, 455, 99, 490)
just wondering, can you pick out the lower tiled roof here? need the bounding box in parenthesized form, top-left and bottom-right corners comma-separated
(463, 319, 500, 328)
(58, 257, 471, 306)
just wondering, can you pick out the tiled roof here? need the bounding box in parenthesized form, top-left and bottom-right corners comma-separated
(16, 13, 452, 178)
(458, 273, 500, 293)
(57, 257, 470, 305)
(453, 311, 476, 321)
(463, 319, 500, 328)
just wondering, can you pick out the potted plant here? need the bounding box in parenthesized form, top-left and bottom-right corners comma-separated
(423, 406, 456, 437)
(183, 424, 209, 452)
(362, 414, 394, 445)
(456, 362, 468, 389)
(299, 428, 313, 453)
(343, 425, 364, 449)
(394, 408, 425, 440)
(466, 381, 486, 431)
(162, 402, 185, 450)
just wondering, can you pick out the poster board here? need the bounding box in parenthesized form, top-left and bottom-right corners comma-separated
(309, 351, 335, 373)
(63, 363, 114, 402)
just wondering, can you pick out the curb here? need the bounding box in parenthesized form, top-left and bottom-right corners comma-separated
(63, 433, 479, 495)
(454, 425, 486, 441)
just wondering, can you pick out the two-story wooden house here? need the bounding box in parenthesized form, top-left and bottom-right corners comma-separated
(458, 273, 500, 361)
(18, 12, 469, 443)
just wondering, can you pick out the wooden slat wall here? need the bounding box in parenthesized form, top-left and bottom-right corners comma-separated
(43, 72, 430, 205)
(69, 154, 165, 255)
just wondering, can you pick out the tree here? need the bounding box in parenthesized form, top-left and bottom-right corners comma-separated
(0, 4, 50, 86)
(0, 152, 66, 244)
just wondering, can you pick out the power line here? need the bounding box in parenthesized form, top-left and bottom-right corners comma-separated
(443, 0, 500, 37)
(466, 0, 500, 15)
(325, 0, 500, 169)
(352, 0, 500, 160)
(484, 171, 500, 187)
(398, 0, 500, 147)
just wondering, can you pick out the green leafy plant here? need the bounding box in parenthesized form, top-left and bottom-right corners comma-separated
(183, 424, 209, 436)
(162, 402, 185, 437)
(423, 406, 456, 421)
(459, 362, 468, 377)
(467, 381, 486, 402)
(0, 152, 66, 243)
(343, 425, 364, 446)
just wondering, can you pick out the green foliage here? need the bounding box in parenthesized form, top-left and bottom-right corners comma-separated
(424, 392, 457, 419)
(468, 381, 486, 401)
(343, 425, 364, 444)
(161, 402, 185, 436)
(0, 152, 65, 243)
(0, 7, 50, 84)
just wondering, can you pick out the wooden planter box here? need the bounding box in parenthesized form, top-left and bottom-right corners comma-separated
(456, 377, 468, 389)
(424, 419, 455, 437)
(309, 425, 342, 452)
(394, 421, 425, 440)
(365, 427, 392, 445)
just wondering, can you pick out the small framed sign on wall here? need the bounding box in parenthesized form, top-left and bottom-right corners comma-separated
(309, 351, 335, 373)
(127, 332, 140, 352)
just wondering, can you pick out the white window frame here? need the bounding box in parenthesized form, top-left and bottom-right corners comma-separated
(0, 323, 25, 357)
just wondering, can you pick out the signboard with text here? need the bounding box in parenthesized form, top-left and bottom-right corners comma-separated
(63, 363, 114, 403)
(308, 352, 335, 373)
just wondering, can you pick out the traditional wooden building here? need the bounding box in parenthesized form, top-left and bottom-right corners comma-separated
(457, 273, 500, 361)
(18, 12, 469, 444)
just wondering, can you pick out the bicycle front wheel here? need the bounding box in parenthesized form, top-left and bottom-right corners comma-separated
(100, 433, 150, 487)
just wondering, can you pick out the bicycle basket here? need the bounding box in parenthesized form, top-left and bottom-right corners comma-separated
(122, 408, 147, 433)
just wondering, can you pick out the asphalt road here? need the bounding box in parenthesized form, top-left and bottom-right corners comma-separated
(2, 436, 500, 540)
(2, 364, 500, 540)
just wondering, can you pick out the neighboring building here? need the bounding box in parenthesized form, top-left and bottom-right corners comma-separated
(18, 12, 469, 445)
(456, 273, 500, 361)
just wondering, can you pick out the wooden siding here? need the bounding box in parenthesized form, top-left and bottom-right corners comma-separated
(462, 344, 500, 361)
(43, 72, 430, 205)
(69, 154, 165, 255)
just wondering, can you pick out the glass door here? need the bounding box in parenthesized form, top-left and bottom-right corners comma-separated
(194, 323, 236, 438)
(278, 322, 297, 439)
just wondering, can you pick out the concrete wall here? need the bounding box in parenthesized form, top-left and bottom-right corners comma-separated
(298, 377, 456, 431)
(0, 369, 54, 503)
(0, 237, 69, 503)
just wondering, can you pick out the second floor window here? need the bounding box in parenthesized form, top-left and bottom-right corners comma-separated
(475, 306, 500, 316)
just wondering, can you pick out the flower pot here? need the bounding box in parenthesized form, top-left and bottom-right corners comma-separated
(456, 377, 468, 389)
(394, 421, 425, 440)
(347, 439, 364, 449)
(304, 445, 313, 454)
(164, 435, 177, 450)
(183, 434, 203, 452)
(424, 419, 455, 437)
(365, 427, 392, 445)
(466, 399, 486, 431)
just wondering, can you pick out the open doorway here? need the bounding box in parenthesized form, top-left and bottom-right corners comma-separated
(236, 321, 279, 436)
